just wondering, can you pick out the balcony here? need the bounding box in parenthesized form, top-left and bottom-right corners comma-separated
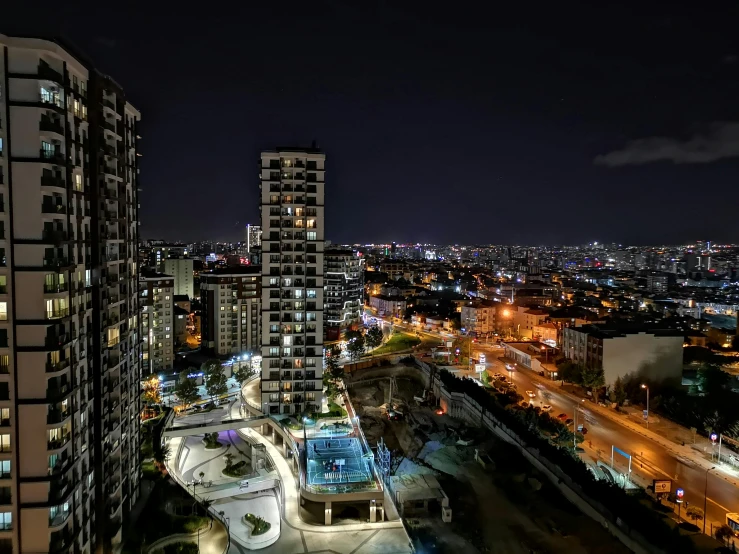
(46, 307, 70, 319)
(44, 281, 69, 294)
(46, 383, 71, 402)
(47, 409, 71, 425)
(42, 229, 68, 245)
(46, 358, 70, 374)
(42, 202, 66, 215)
(39, 116, 65, 136)
(38, 60, 64, 84)
(47, 434, 71, 451)
(40, 148, 66, 165)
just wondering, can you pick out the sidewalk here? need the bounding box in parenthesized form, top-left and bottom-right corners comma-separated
(522, 367, 739, 491)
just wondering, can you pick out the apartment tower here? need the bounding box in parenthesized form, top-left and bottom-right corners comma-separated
(260, 148, 324, 415)
(324, 248, 363, 341)
(0, 35, 141, 554)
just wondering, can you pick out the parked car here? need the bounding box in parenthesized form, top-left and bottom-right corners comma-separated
(577, 424, 588, 434)
(541, 405, 552, 412)
(556, 413, 568, 421)
(526, 390, 536, 398)
(565, 418, 574, 426)
(217, 397, 230, 406)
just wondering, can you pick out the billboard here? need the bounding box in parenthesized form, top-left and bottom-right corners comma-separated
(474, 364, 486, 373)
(653, 479, 671, 494)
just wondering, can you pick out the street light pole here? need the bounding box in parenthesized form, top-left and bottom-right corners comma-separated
(641, 384, 649, 429)
(704, 466, 715, 535)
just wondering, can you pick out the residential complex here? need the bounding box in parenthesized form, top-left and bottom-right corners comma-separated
(246, 224, 262, 253)
(140, 272, 174, 373)
(200, 266, 261, 356)
(259, 148, 325, 415)
(0, 34, 141, 554)
(160, 257, 194, 299)
(324, 247, 363, 341)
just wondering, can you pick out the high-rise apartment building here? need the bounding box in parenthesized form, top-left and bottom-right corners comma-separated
(0, 35, 141, 554)
(324, 248, 363, 341)
(246, 224, 261, 253)
(140, 272, 174, 373)
(260, 148, 324, 415)
(200, 266, 261, 356)
(159, 257, 194, 299)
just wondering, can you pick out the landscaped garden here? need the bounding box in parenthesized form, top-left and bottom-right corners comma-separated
(222, 452, 251, 478)
(202, 432, 223, 449)
(243, 513, 271, 536)
(370, 331, 421, 356)
(151, 542, 199, 554)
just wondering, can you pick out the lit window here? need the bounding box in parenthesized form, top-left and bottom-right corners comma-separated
(0, 511, 11, 530)
(0, 303, 6, 321)
(0, 435, 9, 453)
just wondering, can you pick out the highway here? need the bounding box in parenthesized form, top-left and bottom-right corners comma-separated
(367, 313, 739, 532)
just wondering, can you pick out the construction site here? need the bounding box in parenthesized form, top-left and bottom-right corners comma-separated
(346, 360, 632, 553)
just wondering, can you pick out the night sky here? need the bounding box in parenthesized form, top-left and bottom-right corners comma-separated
(6, 2, 739, 245)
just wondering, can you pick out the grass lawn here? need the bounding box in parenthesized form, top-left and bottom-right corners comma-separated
(370, 332, 421, 356)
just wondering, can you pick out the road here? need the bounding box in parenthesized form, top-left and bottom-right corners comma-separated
(369, 314, 739, 533)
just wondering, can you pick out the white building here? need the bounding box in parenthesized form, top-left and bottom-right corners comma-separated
(324, 248, 364, 341)
(369, 295, 406, 317)
(160, 257, 194, 299)
(140, 272, 175, 373)
(246, 224, 262, 253)
(0, 34, 141, 553)
(561, 325, 683, 385)
(200, 267, 261, 356)
(260, 148, 325, 416)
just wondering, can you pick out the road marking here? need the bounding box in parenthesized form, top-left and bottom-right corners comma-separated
(707, 497, 732, 513)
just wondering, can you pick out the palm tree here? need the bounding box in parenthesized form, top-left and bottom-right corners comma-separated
(154, 443, 172, 470)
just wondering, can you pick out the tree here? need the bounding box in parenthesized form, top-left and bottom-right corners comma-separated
(233, 362, 256, 387)
(346, 331, 365, 360)
(323, 346, 343, 401)
(697, 364, 731, 396)
(223, 452, 235, 473)
(204, 360, 228, 402)
(154, 443, 171, 470)
(715, 524, 734, 544)
(611, 376, 627, 406)
(686, 505, 704, 523)
(175, 371, 200, 409)
(557, 360, 582, 384)
(481, 370, 491, 388)
(580, 365, 605, 402)
(365, 326, 383, 350)
(142, 376, 162, 406)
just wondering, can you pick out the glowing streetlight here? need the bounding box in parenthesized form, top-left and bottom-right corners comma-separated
(641, 384, 649, 429)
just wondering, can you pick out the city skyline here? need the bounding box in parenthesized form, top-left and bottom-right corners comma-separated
(5, 2, 738, 245)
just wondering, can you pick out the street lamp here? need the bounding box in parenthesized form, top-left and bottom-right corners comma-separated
(641, 384, 649, 429)
(703, 466, 716, 534)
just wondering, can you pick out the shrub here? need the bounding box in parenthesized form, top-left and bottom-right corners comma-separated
(203, 432, 222, 449)
(223, 460, 249, 477)
(152, 542, 200, 554)
(243, 513, 271, 536)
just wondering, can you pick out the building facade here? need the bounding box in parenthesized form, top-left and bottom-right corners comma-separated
(246, 224, 261, 253)
(369, 295, 406, 318)
(140, 273, 174, 373)
(160, 257, 194, 299)
(0, 35, 141, 554)
(200, 267, 261, 356)
(561, 325, 683, 385)
(260, 148, 324, 416)
(324, 248, 363, 342)
(460, 300, 496, 337)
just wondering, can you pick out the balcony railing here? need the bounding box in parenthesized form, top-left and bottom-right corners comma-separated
(47, 434, 70, 451)
(46, 359, 70, 373)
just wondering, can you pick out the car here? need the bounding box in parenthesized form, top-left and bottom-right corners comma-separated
(578, 426, 588, 435)
(202, 402, 215, 410)
(541, 404, 552, 412)
(526, 390, 536, 398)
(217, 398, 230, 406)
(498, 375, 507, 382)
(508, 383, 517, 390)
(493, 373, 504, 379)
(556, 413, 568, 421)
(565, 418, 574, 426)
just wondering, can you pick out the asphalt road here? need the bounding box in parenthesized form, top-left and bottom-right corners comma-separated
(367, 312, 739, 531)
(476, 343, 739, 529)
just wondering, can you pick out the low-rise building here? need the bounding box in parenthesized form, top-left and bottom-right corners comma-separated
(513, 307, 549, 339)
(460, 300, 496, 336)
(533, 322, 558, 345)
(370, 294, 407, 317)
(561, 325, 684, 385)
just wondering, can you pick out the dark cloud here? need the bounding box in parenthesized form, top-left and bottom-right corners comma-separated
(594, 122, 739, 167)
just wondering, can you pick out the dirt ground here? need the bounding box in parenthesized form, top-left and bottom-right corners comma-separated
(348, 366, 631, 554)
